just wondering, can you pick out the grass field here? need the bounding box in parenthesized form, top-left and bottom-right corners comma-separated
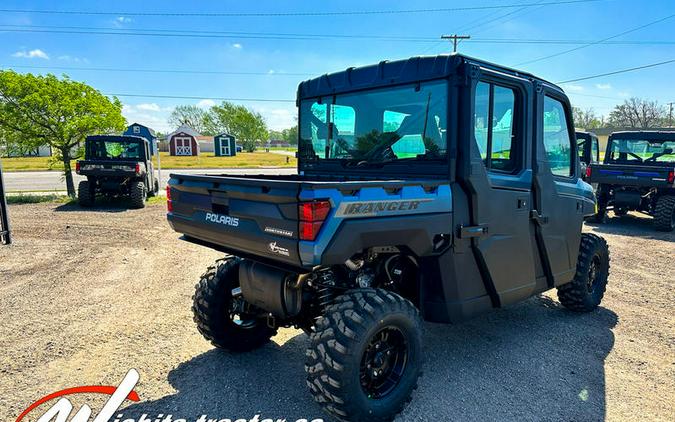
(0, 151, 297, 172)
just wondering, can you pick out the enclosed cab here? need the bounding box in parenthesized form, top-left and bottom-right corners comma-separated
(76, 135, 159, 208)
(576, 130, 600, 181)
(589, 130, 675, 230)
(167, 54, 609, 422)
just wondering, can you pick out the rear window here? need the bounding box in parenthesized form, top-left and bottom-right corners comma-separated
(607, 139, 675, 163)
(89, 140, 142, 160)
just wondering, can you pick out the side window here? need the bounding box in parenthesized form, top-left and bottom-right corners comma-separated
(473, 81, 518, 173)
(133, 126, 141, 134)
(591, 139, 600, 162)
(543, 96, 574, 176)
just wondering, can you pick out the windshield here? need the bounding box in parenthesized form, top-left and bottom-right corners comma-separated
(299, 81, 447, 166)
(88, 140, 142, 160)
(607, 138, 675, 164)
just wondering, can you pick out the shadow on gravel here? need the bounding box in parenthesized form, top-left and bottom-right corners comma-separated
(121, 296, 618, 422)
(54, 198, 139, 213)
(586, 214, 674, 241)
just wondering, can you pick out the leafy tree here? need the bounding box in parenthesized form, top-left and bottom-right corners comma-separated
(608, 98, 666, 129)
(268, 129, 284, 140)
(205, 102, 268, 152)
(282, 125, 298, 145)
(572, 107, 603, 130)
(0, 71, 126, 196)
(168, 105, 210, 134)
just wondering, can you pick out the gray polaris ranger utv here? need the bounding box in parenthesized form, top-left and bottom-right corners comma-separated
(76, 135, 159, 208)
(167, 54, 610, 421)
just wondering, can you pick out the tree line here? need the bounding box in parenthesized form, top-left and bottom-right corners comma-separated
(573, 97, 673, 130)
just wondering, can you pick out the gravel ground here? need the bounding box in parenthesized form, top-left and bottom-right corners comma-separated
(0, 202, 673, 421)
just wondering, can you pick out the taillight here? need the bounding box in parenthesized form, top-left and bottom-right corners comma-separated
(75, 162, 80, 173)
(166, 185, 173, 212)
(668, 169, 675, 184)
(585, 166, 592, 179)
(135, 163, 140, 174)
(299, 200, 331, 241)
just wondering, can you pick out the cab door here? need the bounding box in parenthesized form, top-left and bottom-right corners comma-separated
(531, 85, 585, 286)
(459, 68, 539, 307)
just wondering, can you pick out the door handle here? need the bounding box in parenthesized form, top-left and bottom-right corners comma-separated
(530, 210, 549, 226)
(458, 224, 489, 239)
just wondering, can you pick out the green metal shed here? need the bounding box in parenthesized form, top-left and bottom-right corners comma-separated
(214, 133, 237, 157)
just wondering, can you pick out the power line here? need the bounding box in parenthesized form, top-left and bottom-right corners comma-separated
(107, 93, 295, 103)
(517, 13, 675, 66)
(0, 1, 606, 17)
(558, 58, 675, 83)
(4, 25, 674, 46)
(441, 34, 471, 52)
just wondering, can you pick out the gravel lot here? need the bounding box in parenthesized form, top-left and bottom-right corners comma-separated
(0, 202, 673, 421)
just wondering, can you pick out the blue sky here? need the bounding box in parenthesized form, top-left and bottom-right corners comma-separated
(2, 0, 675, 132)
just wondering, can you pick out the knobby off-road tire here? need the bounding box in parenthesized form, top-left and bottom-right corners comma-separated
(589, 187, 608, 223)
(78, 180, 95, 207)
(129, 181, 146, 209)
(148, 179, 159, 197)
(306, 288, 423, 422)
(192, 257, 276, 352)
(653, 195, 675, 232)
(557, 233, 610, 312)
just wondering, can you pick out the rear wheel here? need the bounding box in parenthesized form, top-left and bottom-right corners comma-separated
(306, 288, 423, 422)
(129, 181, 146, 208)
(148, 179, 159, 197)
(654, 195, 675, 232)
(557, 233, 610, 312)
(77, 180, 95, 207)
(193, 258, 276, 352)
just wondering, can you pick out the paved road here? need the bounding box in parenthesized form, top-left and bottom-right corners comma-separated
(3, 167, 297, 192)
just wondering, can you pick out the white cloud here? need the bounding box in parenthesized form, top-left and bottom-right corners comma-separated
(618, 91, 630, 97)
(253, 106, 296, 131)
(232, 43, 243, 49)
(565, 84, 584, 92)
(197, 99, 216, 108)
(136, 103, 161, 112)
(596, 83, 612, 90)
(113, 16, 133, 27)
(12, 49, 49, 59)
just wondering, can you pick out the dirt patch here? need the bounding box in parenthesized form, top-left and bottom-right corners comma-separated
(0, 203, 673, 421)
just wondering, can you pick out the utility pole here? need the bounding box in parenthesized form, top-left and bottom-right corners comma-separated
(441, 34, 471, 53)
(669, 102, 673, 127)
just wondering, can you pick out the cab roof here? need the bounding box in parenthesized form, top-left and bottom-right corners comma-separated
(297, 53, 564, 100)
(609, 131, 675, 141)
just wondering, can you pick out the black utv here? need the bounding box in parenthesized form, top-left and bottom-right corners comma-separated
(589, 131, 675, 231)
(76, 135, 159, 208)
(576, 130, 600, 182)
(167, 54, 610, 422)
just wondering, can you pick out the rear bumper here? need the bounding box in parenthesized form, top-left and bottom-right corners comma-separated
(167, 212, 304, 270)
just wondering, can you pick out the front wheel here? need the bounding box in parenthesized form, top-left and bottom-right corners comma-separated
(557, 233, 610, 312)
(192, 258, 276, 352)
(653, 195, 675, 232)
(306, 289, 423, 422)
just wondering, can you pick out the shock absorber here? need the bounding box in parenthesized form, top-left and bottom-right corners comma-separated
(310, 268, 338, 310)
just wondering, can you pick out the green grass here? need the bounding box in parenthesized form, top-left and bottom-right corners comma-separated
(6, 193, 73, 204)
(1, 151, 297, 172)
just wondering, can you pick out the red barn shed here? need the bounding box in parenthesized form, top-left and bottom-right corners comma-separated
(167, 125, 201, 156)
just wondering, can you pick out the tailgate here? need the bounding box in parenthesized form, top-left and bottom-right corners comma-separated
(589, 164, 674, 187)
(167, 174, 302, 267)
